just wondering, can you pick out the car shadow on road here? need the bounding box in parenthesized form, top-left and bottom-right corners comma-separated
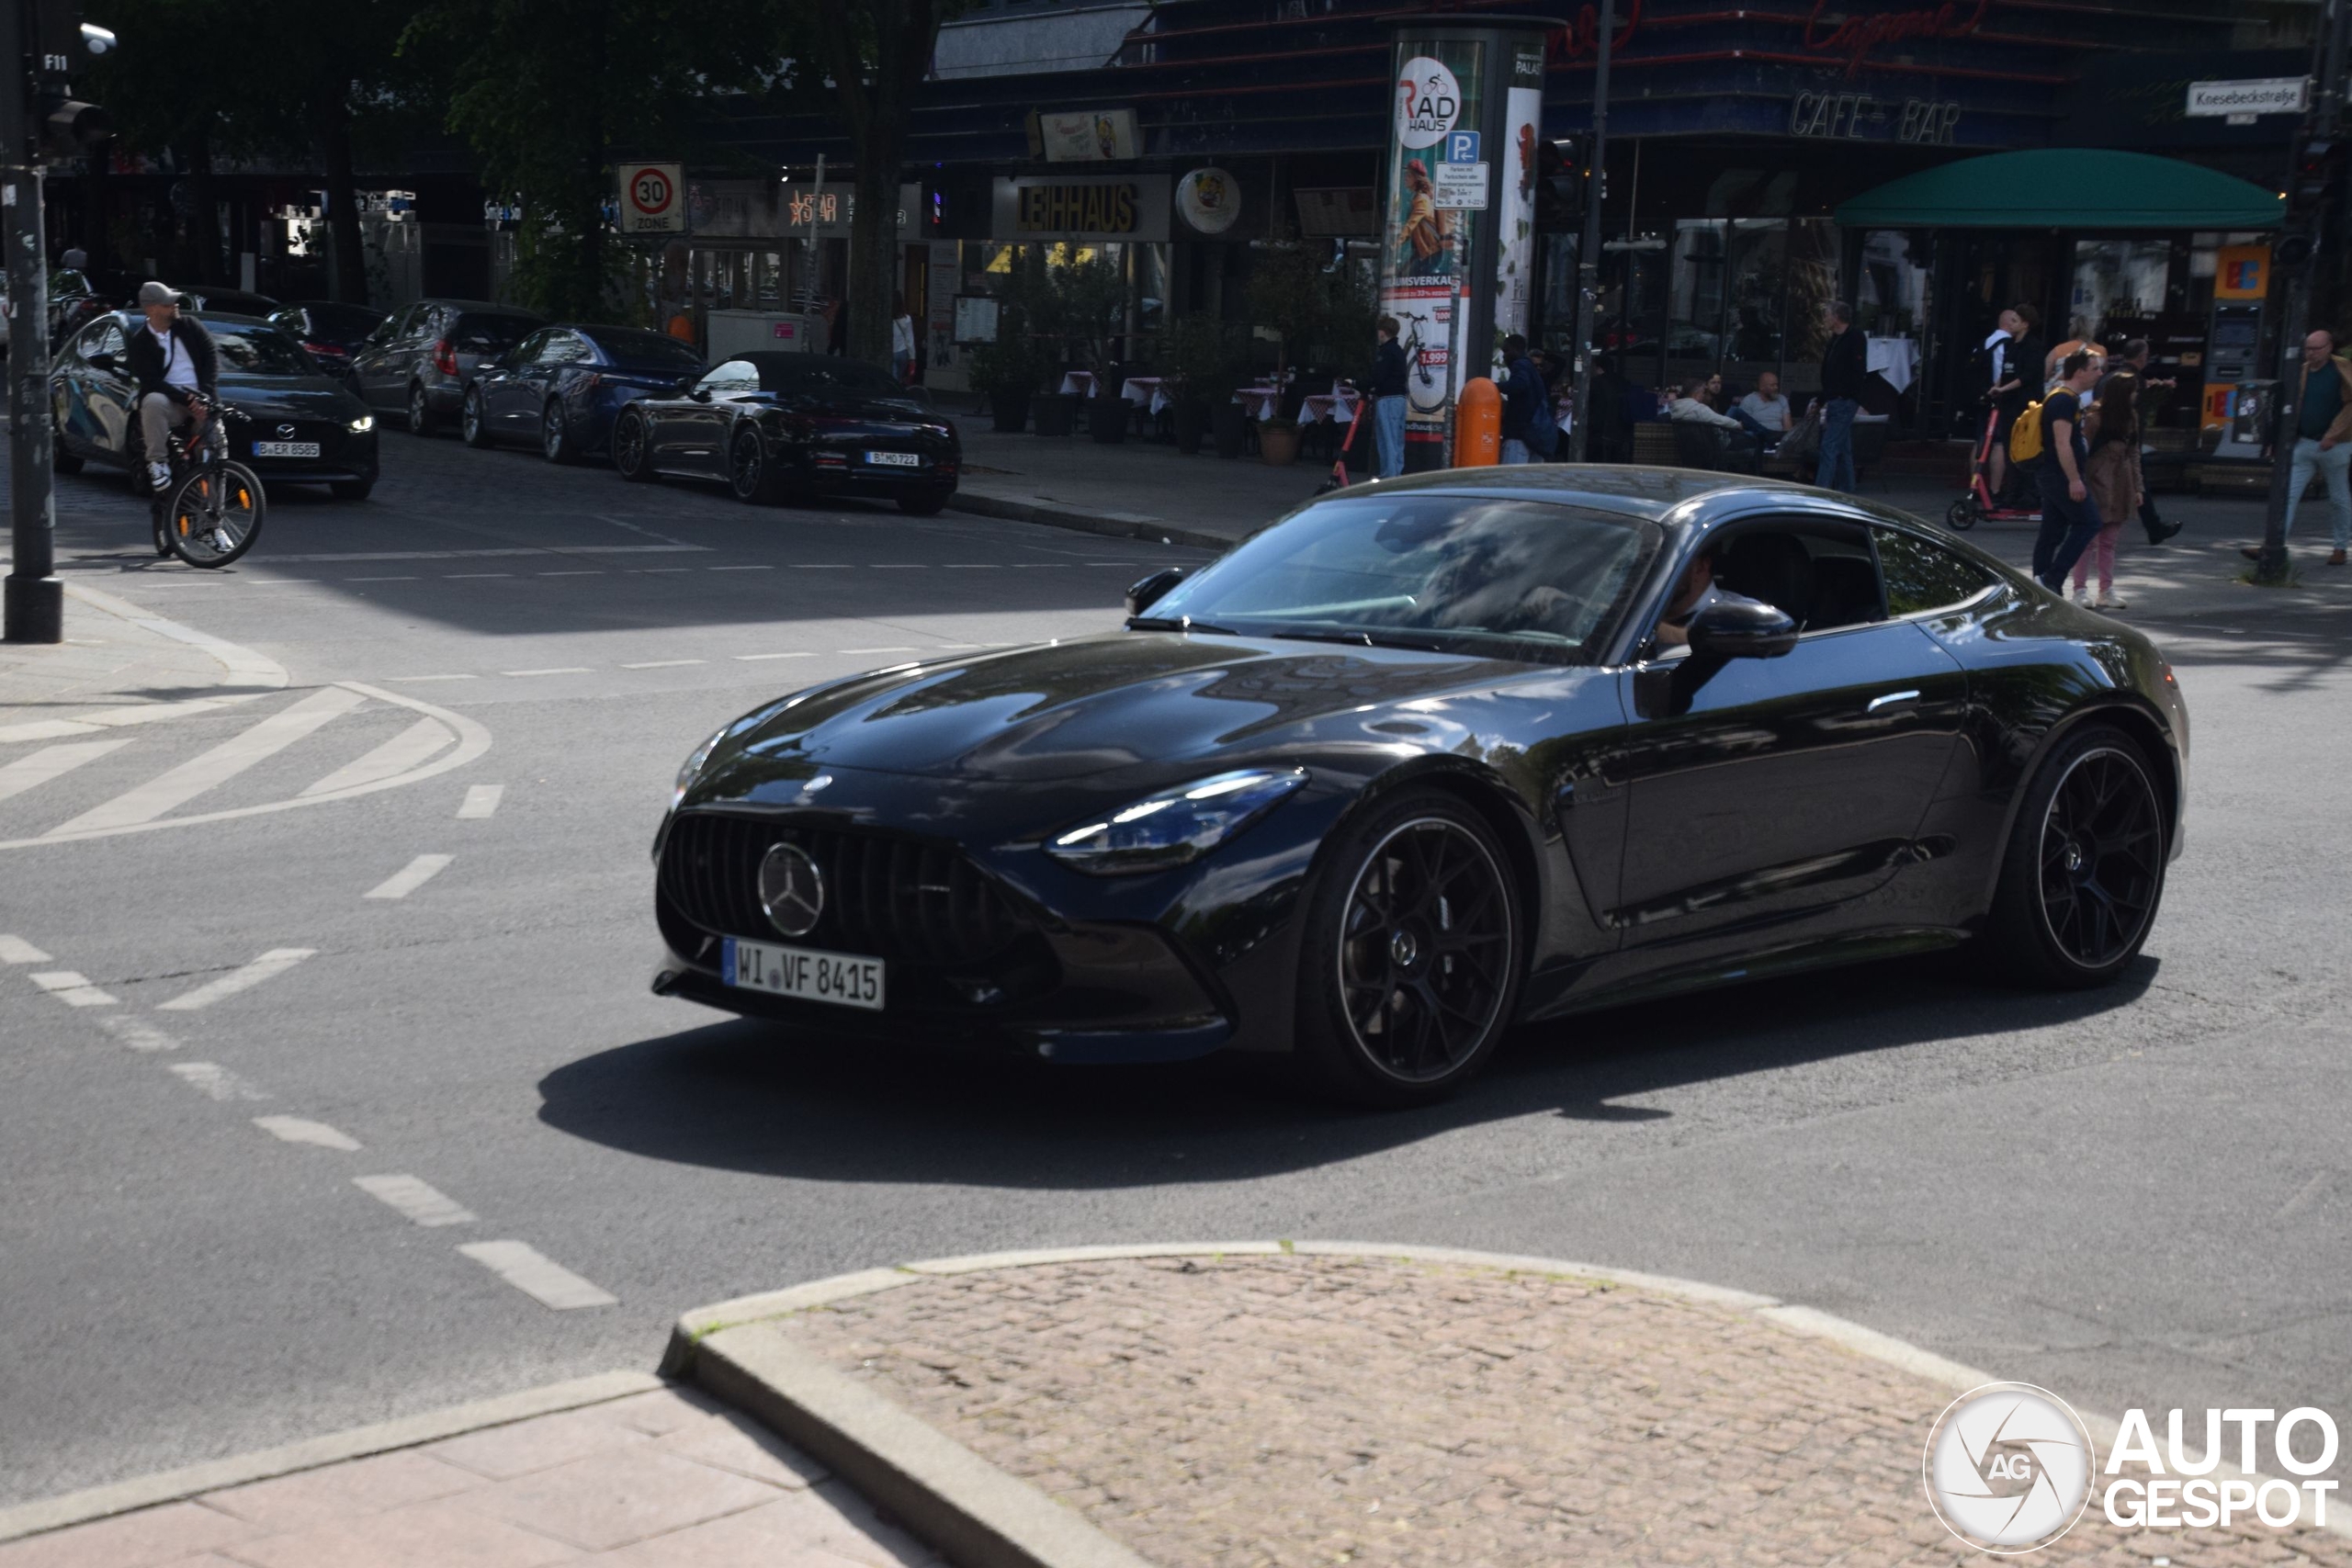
(535, 952, 2157, 1190)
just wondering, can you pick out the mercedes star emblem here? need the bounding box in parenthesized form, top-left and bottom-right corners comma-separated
(757, 842, 824, 939)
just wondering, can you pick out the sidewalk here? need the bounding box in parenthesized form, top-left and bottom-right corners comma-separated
(0, 582, 286, 743)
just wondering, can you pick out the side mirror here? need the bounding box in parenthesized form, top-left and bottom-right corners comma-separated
(1685, 597, 1797, 659)
(1125, 567, 1187, 616)
(86, 352, 116, 372)
(688, 387, 712, 402)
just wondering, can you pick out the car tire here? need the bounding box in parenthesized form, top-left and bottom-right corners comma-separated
(406, 382, 435, 437)
(1294, 788, 1524, 1108)
(52, 431, 82, 474)
(542, 401, 580, 465)
(330, 479, 375, 502)
(612, 410, 653, 482)
(459, 389, 493, 448)
(897, 488, 951, 516)
(727, 426, 779, 504)
(1984, 722, 2167, 989)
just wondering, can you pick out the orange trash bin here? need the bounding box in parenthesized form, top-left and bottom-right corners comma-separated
(1455, 378, 1500, 467)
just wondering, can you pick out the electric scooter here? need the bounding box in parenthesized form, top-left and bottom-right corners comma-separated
(1318, 387, 1369, 493)
(1946, 405, 2041, 531)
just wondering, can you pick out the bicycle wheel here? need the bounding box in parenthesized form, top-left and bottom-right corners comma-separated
(164, 462, 265, 569)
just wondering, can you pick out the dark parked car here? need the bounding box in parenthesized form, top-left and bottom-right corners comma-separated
(347, 298, 543, 436)
(266, 301, 390, 383)
(51, 311, 380, 499)
(610, 352, 957, 513)
(652, 468, 2188, 1105)
(175, 285, 282, 319)
(460, 323, 705, 462)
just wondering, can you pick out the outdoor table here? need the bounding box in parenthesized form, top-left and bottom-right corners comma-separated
(1120, 378, 1170, 414)
(1295, 389, 1363, 426)
(1233, 387, 1283, 421)
(1057, 370, 1099, 399)
(1866, 336, 1917, 395)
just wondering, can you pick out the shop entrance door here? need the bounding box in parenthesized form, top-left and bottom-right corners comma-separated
(1934, 232, 2064, 439)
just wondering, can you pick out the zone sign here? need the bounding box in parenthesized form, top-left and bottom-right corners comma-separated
(618, 163, 685, 234)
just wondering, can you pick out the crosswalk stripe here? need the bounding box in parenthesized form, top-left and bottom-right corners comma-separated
(46, 687, 367, 835)
(0, 935, 52, 964)
(365, 854, 451, 900)
(355, 1174, 475, 1226)
(255, 1115, 361, 1151)
(0, 739, 132, 804)
(30, 970, 116, 1007)
(458, 784, 503, 819)
(156, 947, 314, 1012)
(168, 1062, 268, 1101)
(298, 716, 453, 797)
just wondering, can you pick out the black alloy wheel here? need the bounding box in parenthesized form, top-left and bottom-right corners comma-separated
(459, 388, 493, 448)
(1988, 724, 2166, 987)
(542, 400, 578, 464)
(406, 382, 435, 436)
(1297, 790, 1521, 1107)
(728, 427, 775, 503)
(612, 410, 652, 481)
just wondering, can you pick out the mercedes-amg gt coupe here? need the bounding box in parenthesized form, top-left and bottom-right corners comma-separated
(652, 468, 2187, 1105)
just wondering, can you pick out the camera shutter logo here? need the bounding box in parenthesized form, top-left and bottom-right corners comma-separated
(757, 842, 825, 939)
(1923, 1382, 2095, 1552)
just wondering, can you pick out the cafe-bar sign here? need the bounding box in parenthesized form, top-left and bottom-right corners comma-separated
(990, 175, 1172, 243)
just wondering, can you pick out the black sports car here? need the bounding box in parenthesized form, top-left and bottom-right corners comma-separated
(51, 311, 380, 499)
(610, 351, 958, 513)
(653, 469, 2188, 1105)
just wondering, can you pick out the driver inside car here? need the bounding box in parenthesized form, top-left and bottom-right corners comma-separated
(1652, 547, 1724, 650)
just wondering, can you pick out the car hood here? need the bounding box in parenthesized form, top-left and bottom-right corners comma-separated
(220, 375, 368, 419)
(715, 631, 1532, 786)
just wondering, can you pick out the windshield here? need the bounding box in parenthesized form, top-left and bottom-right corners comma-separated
(1142, 494, 1654, 661)
(590, 328, 704, 368)
(209, 324, 322, 378)
(762, 358, 910, 400)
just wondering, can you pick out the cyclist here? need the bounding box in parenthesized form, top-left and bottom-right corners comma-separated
(125, 281, 217, 495)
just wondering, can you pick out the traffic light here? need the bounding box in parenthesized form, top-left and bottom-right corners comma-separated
(1536, 137, 1589, 233)
(2290, 135, 2344, 213)
(30, 1, 111, 155)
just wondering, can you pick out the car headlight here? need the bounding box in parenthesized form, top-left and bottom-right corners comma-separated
(671, 724, 730, 812)
(347, 414, 374, 433)
(1046, 768, 1306, 875)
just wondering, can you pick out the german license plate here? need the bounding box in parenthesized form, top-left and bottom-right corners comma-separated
(252, 441, 320, 457)
(865, 450, 921, 468)
(721, 935, 885, 1010)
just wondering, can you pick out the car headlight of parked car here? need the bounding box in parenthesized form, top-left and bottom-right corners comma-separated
(672, 724, 731, 813)
(1046, 768, 1306, 874)
(347, 414, 374, 433)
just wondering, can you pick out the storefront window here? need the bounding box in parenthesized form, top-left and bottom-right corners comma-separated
(1665, 220, 1727, 389)
(1724, 220, 1788, 388)
(2070, 239, 2173, 344)
(1782, 219, 1840, 400)
(1858, 231, 1929, 339)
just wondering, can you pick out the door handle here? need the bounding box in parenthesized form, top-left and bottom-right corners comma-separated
(1865, 689, 1922, 714)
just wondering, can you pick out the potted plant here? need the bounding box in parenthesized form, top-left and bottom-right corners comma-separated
(1162, 314, 1240, 456)
(1245, 245, 1335, 468)
(967, 333, 1042, 434)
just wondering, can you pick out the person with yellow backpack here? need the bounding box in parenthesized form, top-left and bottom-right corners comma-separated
(2024, 349, 2109, 590)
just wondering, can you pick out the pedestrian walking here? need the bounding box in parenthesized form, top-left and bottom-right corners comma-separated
(2243, 328, 2352, 566)
(1815, 299, 1866, 491)
(1371, 315, 1408, 479)
(890, 293, 915, 384)
(1498, 334, 1549, 464)
(2073, 372, 2143, 608)
(2032, 349, 2108, 591)
(2097, 340, 2184, 545)
(1985, 304, 2042, 504)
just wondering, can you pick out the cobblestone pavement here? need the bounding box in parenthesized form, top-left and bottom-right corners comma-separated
(0, 1386, 942, 1568)
(784, 1255, 2352, 1568)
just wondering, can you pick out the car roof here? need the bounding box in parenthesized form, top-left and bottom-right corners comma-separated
(417, 299, 540, 317)
(1337, 464, 1820, 524)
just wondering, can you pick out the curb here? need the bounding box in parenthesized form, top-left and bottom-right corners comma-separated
(0, 1370, 661, 1545)
(944, 491, 1235, 554)
(0, 582, 289, 745)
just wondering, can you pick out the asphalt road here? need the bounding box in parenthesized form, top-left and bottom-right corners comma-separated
(4, 431, 2350, 1506)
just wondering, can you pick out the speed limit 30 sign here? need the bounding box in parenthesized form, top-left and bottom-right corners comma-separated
(617, 163, 684, 234)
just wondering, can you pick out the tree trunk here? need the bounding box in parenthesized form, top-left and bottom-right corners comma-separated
(316, 108, 366, 304)
(846, 149, 899, 367)
(182, 129, 223, 286)
(820, 0, 944, 371)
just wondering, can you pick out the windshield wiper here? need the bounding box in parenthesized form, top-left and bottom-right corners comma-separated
(1127, 615, 1244, 635)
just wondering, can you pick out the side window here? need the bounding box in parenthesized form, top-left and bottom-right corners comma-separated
(509, 329, 551, 367)
(1874, 527, 1997, 617)
(697, 359, 760, 396)
(91, 321, 125, 359)
(1708, 521, 1883, 635)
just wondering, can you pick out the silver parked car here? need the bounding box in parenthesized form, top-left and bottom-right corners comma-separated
(347, 298, 542, 436)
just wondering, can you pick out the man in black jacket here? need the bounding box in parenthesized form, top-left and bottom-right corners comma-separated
(1370, 315, 1409, 478)
(125, 281, 218, 494)
(1814, 299, 1865, 492)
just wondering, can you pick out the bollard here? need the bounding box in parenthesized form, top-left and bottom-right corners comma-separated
(1455, 378, 1501, 467)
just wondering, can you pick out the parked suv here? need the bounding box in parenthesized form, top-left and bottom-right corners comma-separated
(349, 299, 544, 435)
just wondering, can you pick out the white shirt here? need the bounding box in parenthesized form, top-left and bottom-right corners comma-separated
(152, 326, 198, 391)
(891, 315, 914, 356)
(1984, 329, 2013, 388)
(1668, 396, 1741, 432)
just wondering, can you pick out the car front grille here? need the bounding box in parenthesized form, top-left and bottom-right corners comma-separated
(659, 811, 1032, 967)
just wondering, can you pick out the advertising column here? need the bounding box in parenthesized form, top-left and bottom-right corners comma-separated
(1379, 22, 1553, 469)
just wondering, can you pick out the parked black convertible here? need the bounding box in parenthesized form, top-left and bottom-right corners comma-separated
(610, 351, 958, 513)
(654, 469, 2188, 1105)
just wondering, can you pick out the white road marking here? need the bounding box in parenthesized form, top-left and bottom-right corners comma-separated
(96, 1014, 180, 1052)
(445, 573, 513, 580)
(839, 647, 915, 655)
(30, 970, 116, 1007)
(593, 514, 696, 547)
(253, 546, 704, 562)
(457, 1240, 616, 1309)
(169, 1062, 267, 1101)
(255, 1115, 359, 1151)
(621, 660, 706, 669)
(636, 568, 694, 574)
(387, 674, 477, 683)
(298, 716, 454, 797)
(355, 1173, 475, 1226)
(705, 565, 773, 572)
(0, 693, 272, 745)
(791, 564, 854, 570)
(458, 784, 503, 818)
(46, 687, 368, 835)
(157, 947, 315, 1012)
(0, 739, 132, 804)
(733, 652, 812, 661)
(868, 564, 926, 570)
(942, 564, 1001, 570)
(346, 575, 418, 581)
(0, 935, 53, 964)
(501, 667, 593, 677)
(536, 571, 603, 577)
(365, 854, 452, 900)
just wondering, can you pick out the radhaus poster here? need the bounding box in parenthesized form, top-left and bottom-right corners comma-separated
(1382, 36, 1486, 453)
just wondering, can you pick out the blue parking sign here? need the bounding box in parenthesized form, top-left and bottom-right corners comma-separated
(1444, 130, 1480, 164)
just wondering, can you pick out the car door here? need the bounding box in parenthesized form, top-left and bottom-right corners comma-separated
(1606, 514, 1970, 953)
(53, 320, 112, 455)
(353, 305, 417, 411)
(79, 319, 134, 459)
(489, 330, 549, 431)
(664, 359, 756, 474)
(524, 329, 591, 429)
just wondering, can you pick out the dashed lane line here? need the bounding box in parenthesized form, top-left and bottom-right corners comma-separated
(705, 565, 773, 572)
(29, 971, 116, 1007)
(96, 1015, 180, 1052)
(355, 1174, 477, 1227)
(733, 652, 813, 661)
(620, 660, 707, 670)
(444, 573, 514, 580)
(458, 784, 503, 819)
(157, 948, 315, 1012)
(365, 854, 453, 900)
(167, 1062, 267, 1101)
(502, 667, 594, 677)
(44, 687, 368, 836)
(839, 647, 916, 655)
(457, 1240, 617, 1310)
(387, 674, 478, 682)
(255, 1116, 361, 1151)
(0, 739, 133, 803)
(0, 935, 53, 964)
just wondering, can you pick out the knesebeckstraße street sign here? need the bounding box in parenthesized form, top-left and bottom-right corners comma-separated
(617, 163, 684, 234)
(2184, 77, 2309, 121)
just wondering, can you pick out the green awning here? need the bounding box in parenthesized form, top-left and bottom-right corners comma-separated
(1835, 149, 2283, 231)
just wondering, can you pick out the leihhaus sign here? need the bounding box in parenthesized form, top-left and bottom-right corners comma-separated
(990, 175, 1171, 243)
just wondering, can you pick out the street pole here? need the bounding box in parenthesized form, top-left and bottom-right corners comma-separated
(1565, 0, 1615, 463)
(2256, 0, 2349, 584)
(1, 0, 57, 643)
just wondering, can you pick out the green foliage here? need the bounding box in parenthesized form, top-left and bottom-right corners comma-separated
(1159, 312, 1244, 404)
(1244, 246, 1379, 384)
(989, 245, 1125, 372)
(967, 328, 1050, 399)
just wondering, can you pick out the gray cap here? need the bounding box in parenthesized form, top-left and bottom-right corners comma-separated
(136, 280, 176, 306)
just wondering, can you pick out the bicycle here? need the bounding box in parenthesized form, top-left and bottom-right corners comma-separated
(147, 397, 265, 569)
(1396, 310, 1447, 417)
